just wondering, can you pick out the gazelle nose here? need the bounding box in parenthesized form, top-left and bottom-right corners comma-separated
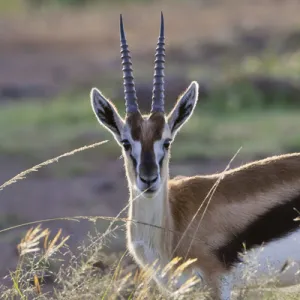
(139, 175, 158, 185)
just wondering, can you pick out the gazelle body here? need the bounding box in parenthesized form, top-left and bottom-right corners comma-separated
(90, 13, 300, 299)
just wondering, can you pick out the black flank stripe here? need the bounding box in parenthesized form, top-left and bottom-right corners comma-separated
(159, 154, 165, 168)
(215, 193, 300, 269)
(130, 154, 137, 170)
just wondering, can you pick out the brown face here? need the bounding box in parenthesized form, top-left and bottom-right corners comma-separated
(90, 14, 199, 196)
(120, 112, 172, 194)
(90, 81, 199, 195)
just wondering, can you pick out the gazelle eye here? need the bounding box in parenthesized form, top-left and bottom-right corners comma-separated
(121, 139, 131, 151)
(163, 139, 172, 150)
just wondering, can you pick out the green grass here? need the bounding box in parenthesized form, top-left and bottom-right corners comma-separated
(175, 109, 300, 160)
(238, 52, 300, 80)
(1, 90, 299, 164)
(0, 91, 118, 158)
(0, 0, 25, 12)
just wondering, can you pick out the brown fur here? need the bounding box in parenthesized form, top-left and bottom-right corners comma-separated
(126, 112, 166, 178)
(127, 112, 165, 144)
(117, 109, 300, 298)
(166, 152, 300, 294)
(123, 111, 300, 297)
(92, 84, 300, 298)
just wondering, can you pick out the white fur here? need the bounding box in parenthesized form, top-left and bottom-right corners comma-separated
(219, 277, 233, 300)
(91, 79, 300, 300)
(91, 82, 300, 299)
(219, 229, 300, 299)
(128, 184, 168, 285)
(130, 140, 142, 166)
(125, 83, 201, 293)
(154, 140, 165, 167)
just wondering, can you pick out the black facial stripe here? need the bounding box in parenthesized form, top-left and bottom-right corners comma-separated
(172, 103, 193, 133)
(140, 151, 157, 177)
(215, 193, 300, 269)
(159, 154, 165, 168)
(130, 153, 137, 170)
(96, 106, 120, 136)
(143, 151, 153, 164)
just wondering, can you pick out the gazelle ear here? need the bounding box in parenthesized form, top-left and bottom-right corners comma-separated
(90, 88, 124, 140)
(167, 81, 199, 138)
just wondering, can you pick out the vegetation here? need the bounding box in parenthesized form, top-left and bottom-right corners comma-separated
(0, 83, 299, 164)
(0, 152, 299, 299)
(1, 0, 300, 298)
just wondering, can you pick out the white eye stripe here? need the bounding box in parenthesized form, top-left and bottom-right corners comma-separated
(154, 140, 165, 167)
(124, 138, 163, 172)
(130, 140, 142, 168)
(153, 126, 172, 167)
(123, 125, 171, 172)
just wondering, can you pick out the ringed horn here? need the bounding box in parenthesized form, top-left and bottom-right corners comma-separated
(151, 12, 165, 113)
(119, 14, 139, 114)
(119, 13, 165, 114)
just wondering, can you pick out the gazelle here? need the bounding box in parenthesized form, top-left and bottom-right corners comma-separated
(90, 13, 300, 300)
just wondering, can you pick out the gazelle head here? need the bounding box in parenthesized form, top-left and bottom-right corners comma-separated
(91, 13, 199, 196)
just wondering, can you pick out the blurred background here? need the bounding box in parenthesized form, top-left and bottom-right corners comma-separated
(0, 0, 300, 286)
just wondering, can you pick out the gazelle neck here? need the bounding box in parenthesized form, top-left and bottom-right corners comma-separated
(126, 164, 173, 268)
(130, 180, 168, 223)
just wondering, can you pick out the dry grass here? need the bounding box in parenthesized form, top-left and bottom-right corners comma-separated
(0, 140, 107, 191)
(0, 223, 208, 300)
(1, 220, 300, 299)
(1, 1, 300, 298)
(0, 142, 300, 299)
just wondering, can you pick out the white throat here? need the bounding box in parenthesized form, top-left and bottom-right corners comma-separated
(127, 176, 171, 270)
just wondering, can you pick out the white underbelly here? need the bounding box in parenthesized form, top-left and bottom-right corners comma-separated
(230, 229, 300, 288)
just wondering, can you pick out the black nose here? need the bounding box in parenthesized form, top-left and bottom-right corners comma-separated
(139, 175, 158, 185)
